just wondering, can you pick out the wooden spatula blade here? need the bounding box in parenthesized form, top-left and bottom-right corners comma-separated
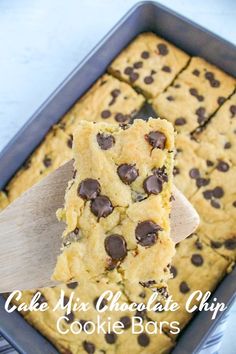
(0, 161, 199, 293)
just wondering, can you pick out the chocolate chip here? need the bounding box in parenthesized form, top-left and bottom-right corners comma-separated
(144, 76, 154, 84)
(216, 160, 230, 172)
(143, 175, 163, 195)
(224, 142, 231, 149)
(151, 69, 156, 75)
(162, 65, 171, 72)
(117, 164, 139, 184)
(167, 95, 174, 101)
(197, 95, 204, 102)
(135, 221, 162, 247)
(80, 320, 91, 331)
(67, 135, 73, 149)
(206, 160, 214, 167)
(78, 179, 101, 200)
(179, 281, 190, 294)
(139, 280, 156, 288)
(105, 234, 127, 260)
(120, 316, 131, 329)
(218, 96, 226, 105)
(175, 117, 186, 126)
(203, 190, 213, 200)
(211, 240, 222, 249)
(157, 43, 168, 55)
(91, 195, 113, 218)
(170, 265, 177, 278)
(192, 69, 200, 76)
(35, 293, 47, 305)
(196, 107, 206, 124)
(173, 166, 180, 176)
(65, 312, 74, 324)
(196, 177, 210, 188)
(138, 333, 150, 347)
(83, 341, 95, 354)
(210, 199, 221, 209)
(191, 254, 204, 266)
(230, 105, 236, 117)
(189, 168, 200, 179)
(224, 238, 236, 250)
(111, 89, 121, 97)
(105, 332, 117, 344)
(133, 61, 143, 69)
(195, 239, 203, 250)
(189, 88, 198, 97)
(210, 79, 220, 88)
(101, 110, 111, 119)
(145, 131, 166, 150)
(96, 133, 115, 150)
(115, 113, 129, 123)
(205, 71, 214, 80)
(43, 156, 52, 168)
(141, 51, 150, 59)
(152, 166, 168, 182)
(233, 201, 236, 208)
(63, 296, 70, 306)
(93, 297, 107, 310)
(124, 66, 133, 75)
(174, 84, 181, 88)
(67, 282, 78, 289)
(212, 186, 224, 198)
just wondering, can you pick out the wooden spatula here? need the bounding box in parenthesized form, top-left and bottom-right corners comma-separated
(0, 161, 199, 293)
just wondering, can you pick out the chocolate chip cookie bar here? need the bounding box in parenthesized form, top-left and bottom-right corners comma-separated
(152, 57, 235, 133)
(195, 93, 236, 165)
(53, 118, 175, 299)
(191, 165, 236, 259)
(147, 234, 230, 336)
(108, 32, 189, 98)
(58, 74, 145, 133)
(5, 127, 73, 202)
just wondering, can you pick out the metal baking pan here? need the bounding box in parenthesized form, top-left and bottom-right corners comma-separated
(0, 2, 235, 353)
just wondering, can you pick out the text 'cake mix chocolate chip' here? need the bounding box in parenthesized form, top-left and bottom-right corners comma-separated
(117, 164, 139, 184)
(135, 221, 162, 247)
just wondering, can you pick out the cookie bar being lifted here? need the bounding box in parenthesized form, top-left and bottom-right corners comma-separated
(53, 118, 175, 296)
(108, 32, 189, 98)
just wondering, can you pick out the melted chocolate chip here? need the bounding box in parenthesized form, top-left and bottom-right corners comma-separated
(111, 89, 121, 97)
(117, 164, 139, 184)
(83, 341, 95, 354)
(170, 265, 177, 278)
(191, 254, 204, 266)
(152, 166, 168, 183)
(211, 240, 222, 249)
(143, 175, 163, 195)
(192, 69, 200, 76)
(189, 168, 200, 179)
(141, 51, 150, 59)
(105, 234, 127, 261)
(179, 281, 190, 294)
(96, 133, 115, 150)
(67, 135, 73, 149)
(205, 71, 214, 80)
(135, 221, 162, 247)
(230, 105, 236, 117)
(124, 66, 133, 75)
(216, 160, 230, 172)
(43, 156, 52, 168)
(105, 332, 117, 344)
(211, 199, 221, 209)
(65, 312, 74, 324)
(157, 43, 168, 55)
(210, 79, 220, 88)
(63, 296, 70, 306)
(203, 190, 213, 200)
(195, 239, 203, 250)
(138, 333, 150, 347)
(144, 76, 154, 84)
(139, 280, 156, 288)
(35, 293, 47, 305)
(120, 316, 131, 329)
(162, 65, 171, 72)
(206, 160, 214, 167)
(196, 177, 210, 188)
(101, 110, 111, 119)
(224, 238, 236, 250)
(167, 95, 174, 101)
(175, 117, 186, 126)
(134, 61, 143, 69)
(130, 72, 139, 83)
(90, 195, 113, 218)
(173, 166, 180, 176)
(233, 201, 236, 208)
(224, 142, 231, 149)
(67, 281, 78, 289)
(196, 107, 206, 124)
(218, 96, 226, 105)
(145, 131, 166, 150)
(212, 186, 224, 198)
(115, 113, 129, 123)
(78, 179, 101, 200)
